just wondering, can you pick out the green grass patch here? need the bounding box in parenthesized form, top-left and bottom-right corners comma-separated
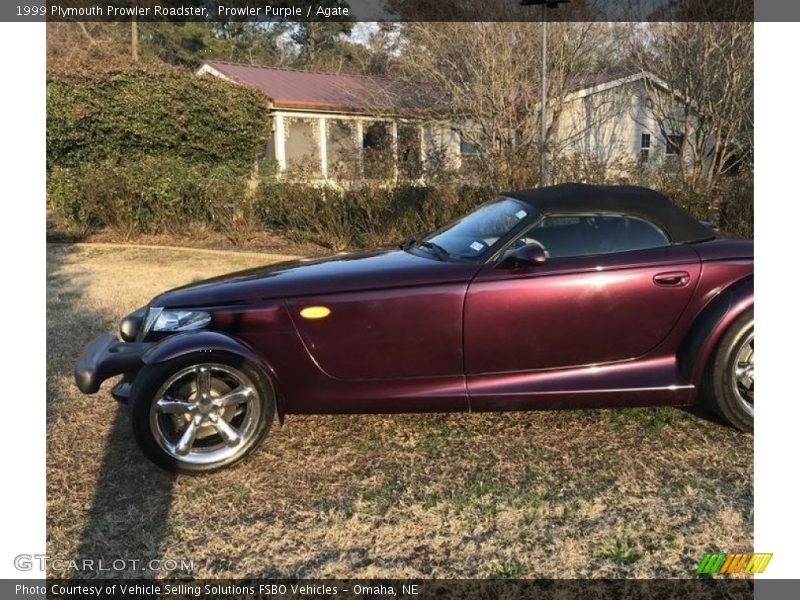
(487, 559, 530, 579)
(595, 538, 641, 565)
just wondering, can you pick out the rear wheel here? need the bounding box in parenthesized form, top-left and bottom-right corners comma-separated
(130, 352, 275, 473)
(704, 309, 754, 432)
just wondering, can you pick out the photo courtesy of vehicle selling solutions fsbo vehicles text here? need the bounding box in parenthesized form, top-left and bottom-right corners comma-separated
(2, 0, 800, 598)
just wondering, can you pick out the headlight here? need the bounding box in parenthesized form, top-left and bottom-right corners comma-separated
(142, 307, 211, 335)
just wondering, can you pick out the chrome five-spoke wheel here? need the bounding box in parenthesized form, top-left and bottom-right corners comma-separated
(149, 363, 261, 466)
(132, 352, 275, 472)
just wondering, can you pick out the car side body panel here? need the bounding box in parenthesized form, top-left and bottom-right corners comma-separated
(139, 242, 752, 416)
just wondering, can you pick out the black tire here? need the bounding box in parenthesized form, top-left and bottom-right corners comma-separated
(703, 309, 754, 432)
(130, 351, 275, 473)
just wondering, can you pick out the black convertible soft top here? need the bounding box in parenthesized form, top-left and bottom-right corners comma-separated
(506, 183, 714, 244)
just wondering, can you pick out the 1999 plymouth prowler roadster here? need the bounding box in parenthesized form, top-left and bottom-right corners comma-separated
(75, 184, 754, 472)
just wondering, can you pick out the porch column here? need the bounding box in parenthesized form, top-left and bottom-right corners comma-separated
(274, 113, 287, 172)
(319, 117, 328, 179)
(356, 120, 364, 179)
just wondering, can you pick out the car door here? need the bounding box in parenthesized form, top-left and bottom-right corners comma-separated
(463, 214, 701, 375)
(286, 282, 469, 381)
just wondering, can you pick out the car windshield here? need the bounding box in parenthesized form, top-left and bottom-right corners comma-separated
(417, 197, 535, 260)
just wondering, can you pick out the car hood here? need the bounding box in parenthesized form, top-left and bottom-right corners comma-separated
(151, 248, 480, 308)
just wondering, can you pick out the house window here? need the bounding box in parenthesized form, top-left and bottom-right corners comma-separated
(459, 131, 481, 157)
(640, 133, 651, 163)
(665, 133, 684, 156)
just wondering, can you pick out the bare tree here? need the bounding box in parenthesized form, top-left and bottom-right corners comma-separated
(47, 22, 138, 72)
(628, 20, 754, 192)
(393, 21, 615, 189)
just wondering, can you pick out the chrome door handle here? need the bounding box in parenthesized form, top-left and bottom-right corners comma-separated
(653, 271, 691, 287)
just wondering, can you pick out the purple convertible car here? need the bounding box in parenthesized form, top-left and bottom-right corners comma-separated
(75, 183, 754, 472)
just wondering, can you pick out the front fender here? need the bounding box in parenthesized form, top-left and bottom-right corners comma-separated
(678, 275, 754, 387)
(142, 331, 283, 419)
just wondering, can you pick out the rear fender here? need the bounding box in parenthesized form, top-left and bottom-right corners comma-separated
(142, 331, 285, 423)
(677, 275, 754, 388)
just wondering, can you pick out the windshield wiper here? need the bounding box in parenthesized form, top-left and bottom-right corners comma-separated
(417, 240, 450, 261)
(400, 236, 417, 251)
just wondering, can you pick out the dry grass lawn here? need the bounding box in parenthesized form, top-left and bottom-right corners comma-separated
(46, 244, 753, 579)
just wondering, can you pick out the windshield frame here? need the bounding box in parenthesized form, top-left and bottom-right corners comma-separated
(408, 196, 539, 264)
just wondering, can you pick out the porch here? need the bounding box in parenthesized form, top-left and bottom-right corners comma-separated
(264, 110, 457, 183)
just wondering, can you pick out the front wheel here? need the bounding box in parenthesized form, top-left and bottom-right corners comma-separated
(704, 309, 754, 432)
(130, 351, 275, 473)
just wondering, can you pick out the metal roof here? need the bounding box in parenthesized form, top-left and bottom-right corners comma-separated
(201, 61, 441, 115)
(201, 61, 650, 116)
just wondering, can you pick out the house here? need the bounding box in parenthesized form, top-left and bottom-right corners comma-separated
(197, 61, 694, 183)
(553, 70, 693, 170)
(197, 60, 451, 182)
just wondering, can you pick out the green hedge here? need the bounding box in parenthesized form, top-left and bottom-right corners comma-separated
(48, 164, 753, 248)
(47, 157, 498, 249)
(47, 69, 269, 169)
(48, 158, 248, 240)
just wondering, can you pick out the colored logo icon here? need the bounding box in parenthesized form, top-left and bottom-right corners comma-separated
(696, 552, 772, 574)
